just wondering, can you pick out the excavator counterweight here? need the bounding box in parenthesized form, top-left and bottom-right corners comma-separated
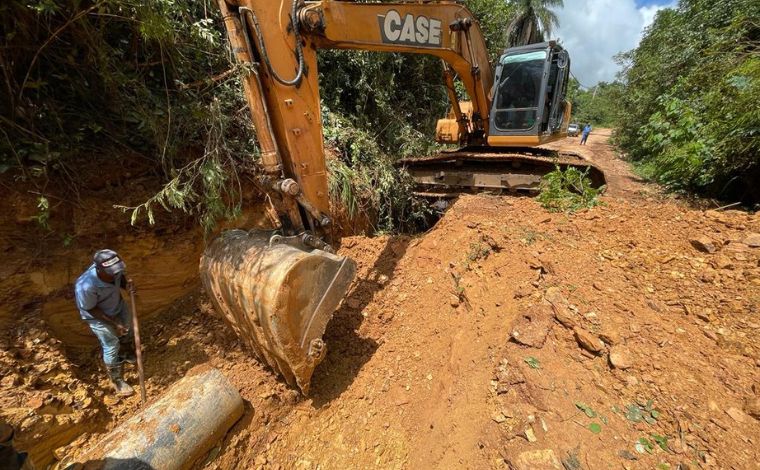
(203, 0, 605, 393)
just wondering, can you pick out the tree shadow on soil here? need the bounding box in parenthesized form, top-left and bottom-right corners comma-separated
(308, 236, 412, 407)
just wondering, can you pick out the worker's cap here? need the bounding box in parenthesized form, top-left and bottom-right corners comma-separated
(93, 249, 126, 276)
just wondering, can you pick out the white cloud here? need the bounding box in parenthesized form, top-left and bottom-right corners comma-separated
(554, 0, 676, 86)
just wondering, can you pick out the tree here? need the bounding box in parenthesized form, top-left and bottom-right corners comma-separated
(506, 0, 564, 47)
(615, 0, 760, 203)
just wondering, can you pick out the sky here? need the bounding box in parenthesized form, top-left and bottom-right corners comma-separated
(554, 0, 677, 87)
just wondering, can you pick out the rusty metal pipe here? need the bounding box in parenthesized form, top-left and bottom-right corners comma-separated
(200, 230, 356, 394)
(69, 368, 243, 470)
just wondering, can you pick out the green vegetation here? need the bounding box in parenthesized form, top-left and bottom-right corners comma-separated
(1, 0, 254, 231)
(567, 79, 624, 128)
(506, 0, 563, 47)
(1, 0, 569, 231)
(538, 166, 604, 213)
(615, 0, 760, 202)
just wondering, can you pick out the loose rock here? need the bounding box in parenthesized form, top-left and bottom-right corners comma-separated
(609, 346, 634, 369)
(743, 397, 760, 420)
(512, 449, 562, 470)
(711, 255, 733, 270)
(743, 233, 760, 248)
(510, 306, 554, 348)
(491, 412, 507, 424)
(690, 236, 718, 254)
(544, 287, 567, 306)
(573, 327, 605, 355)
(725, 407, 750, 423)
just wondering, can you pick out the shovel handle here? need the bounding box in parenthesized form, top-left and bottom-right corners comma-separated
(129, 287, 147, 405)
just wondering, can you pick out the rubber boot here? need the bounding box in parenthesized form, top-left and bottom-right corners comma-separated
(107, 363, 134, 397)
(118, 342, 137, 365)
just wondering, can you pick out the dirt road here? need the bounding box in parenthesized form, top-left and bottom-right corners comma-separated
(3, 132, 760, 469)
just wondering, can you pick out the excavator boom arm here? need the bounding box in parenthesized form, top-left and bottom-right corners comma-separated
(218, 0, 494, 231)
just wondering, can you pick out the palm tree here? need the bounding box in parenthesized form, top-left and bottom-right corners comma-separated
(506, 0, 564, 47)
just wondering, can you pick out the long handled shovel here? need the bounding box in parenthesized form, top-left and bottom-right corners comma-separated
(129, 282, 147, 406)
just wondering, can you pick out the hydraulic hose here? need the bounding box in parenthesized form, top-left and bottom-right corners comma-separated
(239, 0, 305, 88)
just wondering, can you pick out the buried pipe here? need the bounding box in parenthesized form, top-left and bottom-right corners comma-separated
(65, 368, 243, 470)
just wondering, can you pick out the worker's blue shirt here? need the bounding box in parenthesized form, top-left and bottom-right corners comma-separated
(582, 125, 592, 135)
(74, 264, 125, 320)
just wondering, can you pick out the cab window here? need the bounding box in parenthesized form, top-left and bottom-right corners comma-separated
(493, 50, 547, 131)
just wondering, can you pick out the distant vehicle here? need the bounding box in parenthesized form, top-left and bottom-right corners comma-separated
(567, 123, 580, 137)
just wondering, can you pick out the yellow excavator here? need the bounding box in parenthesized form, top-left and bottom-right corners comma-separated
(200, 0, 604, 394)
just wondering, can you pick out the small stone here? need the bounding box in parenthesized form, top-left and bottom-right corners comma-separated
(744, 233, 760, 248)
(690, 236, 718, 254)
(647, 300, 663, 312)
(695, 308, 712, 322)
(1, 374, 19, 388)
(705, 209, 727, 222)
(513, 449, 561, 469)
(449, 295, 460, 308)
(492, 412, 507, 424)
(712, 255, 733, 270)
(510, 305, 554, 348)
(703, 329, 718, 341)
(544, 287, 567, 305)
(524, 426, 538, 443)
(573, 327, 605, 355)
(625, 376, 639, 386)
(550, 304, 576, 329)
(609, 346, 633, 369)
(725, 407, 750, 423)
(599, 329, 620, 345)
(743, 397, 760, 420)
(618, 450, 638, 461)
(255, 455, 268, 467)
(26, 396, 44, 410)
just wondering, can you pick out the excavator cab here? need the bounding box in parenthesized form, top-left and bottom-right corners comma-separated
(488, 42, 571, 147)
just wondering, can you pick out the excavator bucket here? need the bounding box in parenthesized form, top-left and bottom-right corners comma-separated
(199, 230, 356, 394)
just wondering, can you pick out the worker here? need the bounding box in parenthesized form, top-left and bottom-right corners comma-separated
(74, 249, 136, 397)
(580, 123, 592, 145)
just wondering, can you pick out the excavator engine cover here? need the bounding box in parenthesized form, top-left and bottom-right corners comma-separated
(200, 230, 356, 394)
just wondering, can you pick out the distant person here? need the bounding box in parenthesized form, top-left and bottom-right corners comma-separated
(74, 250, 136, 397)
(580, 123, 592, 145)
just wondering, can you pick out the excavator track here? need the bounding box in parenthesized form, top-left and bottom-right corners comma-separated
(400, 146, 606, 198)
